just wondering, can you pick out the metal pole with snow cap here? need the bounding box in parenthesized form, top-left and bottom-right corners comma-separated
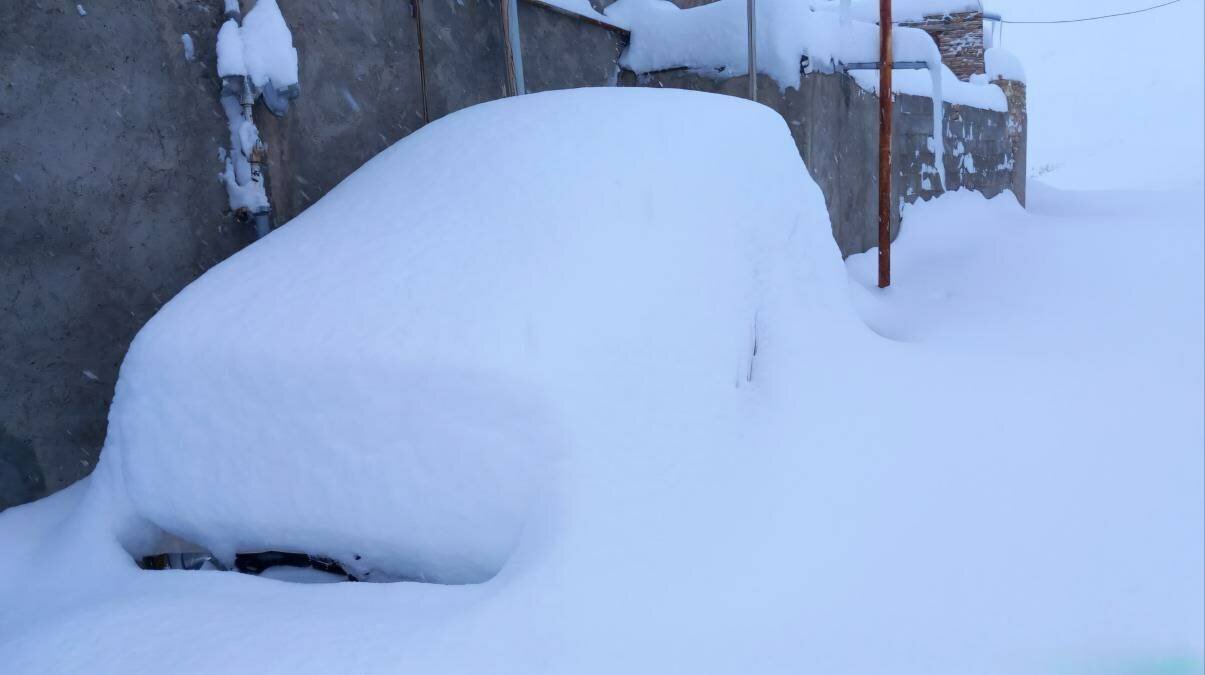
(747, 0, 757, 100)
(501, 0, 526, 96)
(877, 0, 892, 288)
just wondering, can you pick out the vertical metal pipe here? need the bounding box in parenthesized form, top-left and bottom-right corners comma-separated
(747, 0, 757, 100)
(413, 0, 431, 123)
(877, 0, 892, 288)
(501, 0, 526, 96)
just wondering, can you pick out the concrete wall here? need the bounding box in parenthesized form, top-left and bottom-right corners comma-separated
(0, 1, 254, 509)
(519, 1, 626, 93)
(255, 0, 428, 224)
(0, 0, 1019, 509)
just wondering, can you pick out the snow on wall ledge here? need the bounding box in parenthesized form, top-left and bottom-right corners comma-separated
(605, 0, 1012, 196)
(812, 0, 981, 24)
(606, 0, 1005, 112)
(91, 88, 846, 584)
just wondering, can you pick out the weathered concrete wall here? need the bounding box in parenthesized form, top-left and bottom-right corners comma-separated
(520, 1, 627, 93)
(618, 68, 1021, 257)
(256, 0, 428, 225)
(0, 1, 254, 509)
(421, 0, 510, 121)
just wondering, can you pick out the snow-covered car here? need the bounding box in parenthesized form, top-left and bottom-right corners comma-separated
(88, 87, 851, 585)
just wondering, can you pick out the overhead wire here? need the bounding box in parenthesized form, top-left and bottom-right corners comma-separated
(996, 0, 1183, 24)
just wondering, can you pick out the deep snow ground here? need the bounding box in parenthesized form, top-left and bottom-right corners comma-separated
(843, 183, 1204, 673)
(1, 180, 1200, 673)
(1, 1, 1203, 670)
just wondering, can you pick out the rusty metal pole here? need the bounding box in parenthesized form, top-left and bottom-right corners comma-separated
(877, 0, 892, 288)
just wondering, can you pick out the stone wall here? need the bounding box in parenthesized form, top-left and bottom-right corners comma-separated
(905, 10, 985, 81)
(995, 78, 1028, 206)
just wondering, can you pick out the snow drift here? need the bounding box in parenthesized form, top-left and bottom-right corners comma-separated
(94, 87, 848, 584)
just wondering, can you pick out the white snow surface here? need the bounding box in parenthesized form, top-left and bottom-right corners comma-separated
(64, 88, 849, 586)
(541, 0, 626, 28)
(241, 0, 299, 88)
(608, 0, 1004, 112)
(814, 0, 981, 23)
(217, 0, 298, 88)
(850, 59, 1006, 111)
(181, 33, 196, 62)
(1, 83, 1201, 673)
(216, 19, 246, 78)
(607, 0, 943, 90)
(994, 0, 1203, 190)
(983, 46, 1024, 83)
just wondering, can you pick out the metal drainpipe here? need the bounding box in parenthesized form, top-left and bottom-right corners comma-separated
(224, 0, 274, 239)
(238, 77, 273, 238)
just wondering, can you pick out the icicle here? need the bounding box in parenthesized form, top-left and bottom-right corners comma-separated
(924, 46, 947, 189)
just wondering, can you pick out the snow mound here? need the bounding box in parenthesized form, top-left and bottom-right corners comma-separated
(95, 87, 845, 584)
(217, 0, 298, 89)
(984, 46, 1025, 83)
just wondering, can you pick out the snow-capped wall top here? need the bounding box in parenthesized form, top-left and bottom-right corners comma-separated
(984, 46, 1025, 83)
(539, 0, 630, 29)
(605, 0, 944, 90)
(812, 0, 982, 23)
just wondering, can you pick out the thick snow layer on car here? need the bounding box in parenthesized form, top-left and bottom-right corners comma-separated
(92, 87, 847, 584)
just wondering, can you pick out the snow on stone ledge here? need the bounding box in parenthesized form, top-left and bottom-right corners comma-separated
(984, 47, 1025, 83)
(812, 0, 982, 23)
(606, 0, 1005, 113)
(93, 88, 843, 585)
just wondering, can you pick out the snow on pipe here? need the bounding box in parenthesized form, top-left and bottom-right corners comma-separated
(747, 0, 756, 100)
(609, 0, 974, 190)
(215, 0, 300, 239)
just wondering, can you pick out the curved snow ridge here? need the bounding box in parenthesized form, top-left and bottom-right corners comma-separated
(91, 87, 852, 584)
(984, 46, 1025, 84)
